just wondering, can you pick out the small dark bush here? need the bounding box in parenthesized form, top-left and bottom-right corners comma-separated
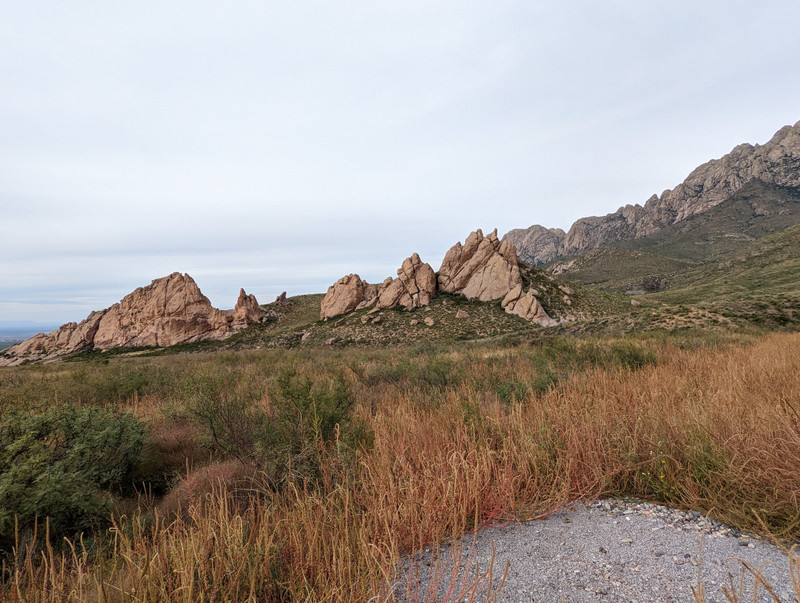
(608, 342, 657, 370)
(0, 406, 147, 551)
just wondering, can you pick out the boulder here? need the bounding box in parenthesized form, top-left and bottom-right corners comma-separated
(501, 285, 558, 327)
(320, 274, 367, 320)
(321, 254, 437, 319)
(376, 253, 437, 310)
(424, 317, 435, 327)
(438, 229, 522, 301)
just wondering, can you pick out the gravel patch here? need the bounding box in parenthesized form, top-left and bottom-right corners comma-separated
(397, 499, 798, 602)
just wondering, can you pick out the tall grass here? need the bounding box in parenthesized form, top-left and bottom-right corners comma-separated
(1, 333, 799, 601)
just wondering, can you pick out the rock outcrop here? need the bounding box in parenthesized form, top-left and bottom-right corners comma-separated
(317, 230, 556, 327)
(438, 229, 522, 301)
(501, 285, 557, 327)
(1, 311, 106, 364)
(320, 274, 369, 320)
(229, 288, 263, 330)
(376, 253, 436, 310)
(320, 254, 436, 319)
(506, 120, 800, 265)
(0, 273, 263, 366)
(92, 273, 232, 350)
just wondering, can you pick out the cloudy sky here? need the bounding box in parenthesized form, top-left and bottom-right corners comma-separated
(2, 1, 800, 327)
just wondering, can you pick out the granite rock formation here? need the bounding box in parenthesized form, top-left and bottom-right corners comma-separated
(229, 288, 263, 330)
(376, 253, 436, 310)
(320, 274, 368, 320)
(501, 285, 557, 327)
(318, 230, 558, 327)
(438, 228, 522, 301)
(320, 254, 436, 319)
(506, 120, 800, 265)
(0, 273, 263, 366)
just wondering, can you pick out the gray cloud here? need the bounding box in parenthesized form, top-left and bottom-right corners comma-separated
(2, 1, 800, 323)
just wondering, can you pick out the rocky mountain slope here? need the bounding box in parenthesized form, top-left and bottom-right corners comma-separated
(547, 179, 800, 293)
(506, 121, 800, 265)
(0, 273, 265, 366)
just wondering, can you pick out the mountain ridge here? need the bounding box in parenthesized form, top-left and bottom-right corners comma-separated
(505, 120, 800, 265)
(546, 179, 800, 293)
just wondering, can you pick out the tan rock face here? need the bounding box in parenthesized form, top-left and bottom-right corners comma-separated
(230, 289, 263, 330)
(438, 229, 522, 301)
(91, 273, 232, 350)
(320, 274, 367, 320)
(502, 225, 566, 267)
(1, 309, 108, 366)
(506, 120, 800, 265)
(501, 285, 557, 327)
(377, 253, 436, 310)
(321, 254, 437, 319)
(355, 280, 387, 311)
(0, 273, 260, 366)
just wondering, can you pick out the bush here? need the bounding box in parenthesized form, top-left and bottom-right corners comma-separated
(0, 406, 147, 551)
(608, 341, 657, 370)
(186, 368, 361, 487)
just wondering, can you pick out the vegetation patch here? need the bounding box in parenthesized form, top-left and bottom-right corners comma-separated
(0, 406, 147, 551)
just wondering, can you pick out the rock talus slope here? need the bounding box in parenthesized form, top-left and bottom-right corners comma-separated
(506, 120, 800, 265)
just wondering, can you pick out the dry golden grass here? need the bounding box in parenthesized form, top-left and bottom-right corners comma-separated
(2, 332, 800, 601)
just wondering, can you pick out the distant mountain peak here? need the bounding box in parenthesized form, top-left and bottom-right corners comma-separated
(506, 120, 800, 265)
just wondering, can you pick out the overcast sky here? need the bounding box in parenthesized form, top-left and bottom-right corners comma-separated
(2, 1, 800, 326)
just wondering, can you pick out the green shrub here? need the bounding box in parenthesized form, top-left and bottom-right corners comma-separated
(181, 370, 263, 462)
(0, 406, 147, 551)
(186, 368, 362, 487)
(608, 341, 657, 370)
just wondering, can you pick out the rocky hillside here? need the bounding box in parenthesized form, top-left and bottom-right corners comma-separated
(0, 273, 266, 366)
(506, 121, 800, 265)
(319, 229, 558, 326)
(547, 179, 800, 294)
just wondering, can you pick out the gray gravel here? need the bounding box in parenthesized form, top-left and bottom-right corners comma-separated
(396, 499, 798, 602)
